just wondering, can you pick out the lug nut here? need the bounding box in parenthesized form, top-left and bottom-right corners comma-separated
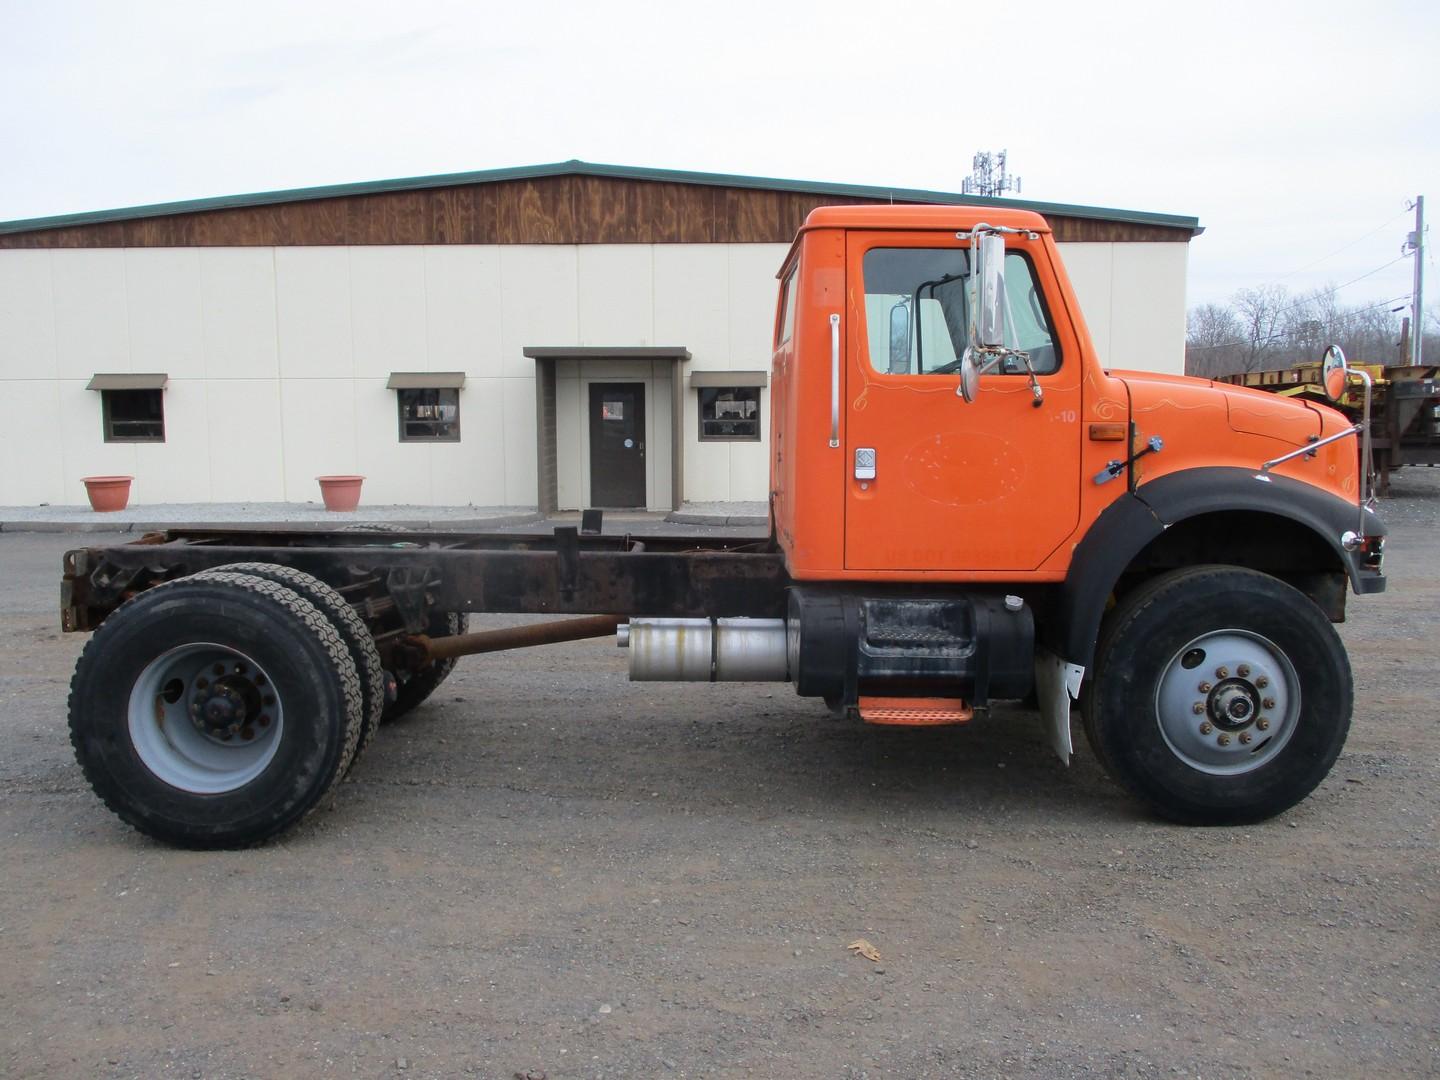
(1257, 718, 1270, 731)
(1256, 676, 1269, 689)
(1263, 698, 1276, 710)
(1192, 702, 1206, 715)
(1218, 734, 1231, 746)
(1215, 666, 1229, 679)
(1237, 664, 1251, 678)
(1199, 681, 1213, 693)
(1199, 722, 1213, 735)
(1239, 732, 1253, 745)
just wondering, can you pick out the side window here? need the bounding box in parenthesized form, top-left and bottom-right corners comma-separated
(1001, 253, 1060, 373)
(860, 247, 1059, 375)
(776, 270, 797, 346)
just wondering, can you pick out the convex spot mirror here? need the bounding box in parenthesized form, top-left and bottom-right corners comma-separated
(1321, 344, 1348, 402)
(958, 347, 980, 403)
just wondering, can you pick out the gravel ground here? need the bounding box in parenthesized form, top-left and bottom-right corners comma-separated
(1, 474, 1437, 1079)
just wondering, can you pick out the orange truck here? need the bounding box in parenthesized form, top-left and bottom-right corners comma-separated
(62, 206, 1386, 848)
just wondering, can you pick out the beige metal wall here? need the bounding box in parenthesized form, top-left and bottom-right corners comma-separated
(1055, 242, 1189, 376)
(0, 239, 1186, 508)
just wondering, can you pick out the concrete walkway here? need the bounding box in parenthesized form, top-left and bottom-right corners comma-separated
(0, 500, 768, 532)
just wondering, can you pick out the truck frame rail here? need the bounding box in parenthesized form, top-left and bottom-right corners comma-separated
(63, 526, 789, 633)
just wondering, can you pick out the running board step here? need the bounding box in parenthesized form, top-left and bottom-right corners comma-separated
(858, 696, 974, 726)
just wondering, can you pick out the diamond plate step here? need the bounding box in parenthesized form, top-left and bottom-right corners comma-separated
(857, 696, 974, 726)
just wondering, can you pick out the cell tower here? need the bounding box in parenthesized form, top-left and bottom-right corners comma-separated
(962, 150, 1022, 198)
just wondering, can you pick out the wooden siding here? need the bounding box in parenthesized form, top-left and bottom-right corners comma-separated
(0, 176, 1192, 248)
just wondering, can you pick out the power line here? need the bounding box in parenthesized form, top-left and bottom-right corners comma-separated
(1272, 254, 1412, 316)
(1271, 209, 1412, 282)
(1207, 253, 1413, 330)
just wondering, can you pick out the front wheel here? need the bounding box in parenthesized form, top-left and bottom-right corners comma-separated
(1083, 566, 1352, 824)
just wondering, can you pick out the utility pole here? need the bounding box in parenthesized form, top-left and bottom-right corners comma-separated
(1405, 196, 1425, 367)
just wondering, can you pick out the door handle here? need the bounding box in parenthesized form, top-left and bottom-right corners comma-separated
(829, 312, 840, 448)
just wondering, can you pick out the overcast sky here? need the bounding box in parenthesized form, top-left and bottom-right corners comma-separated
(3, 0, 1435, 313)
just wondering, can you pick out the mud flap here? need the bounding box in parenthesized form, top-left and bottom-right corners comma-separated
(1035, 650, 1085, 764)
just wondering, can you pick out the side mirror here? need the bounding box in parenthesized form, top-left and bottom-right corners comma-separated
(888, 299, 911, 374)
(1321, 344, 1348, 401)
(973, 233, 1007, 348)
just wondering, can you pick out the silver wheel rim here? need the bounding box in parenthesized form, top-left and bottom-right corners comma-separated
(128, 643, 284, 794)
(1155, 629, 1300, 776)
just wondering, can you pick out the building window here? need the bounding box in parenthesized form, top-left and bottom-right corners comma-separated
(102, 389, 165, 442)
(699, 387, 761, 441)
(396, 387, 461, 442)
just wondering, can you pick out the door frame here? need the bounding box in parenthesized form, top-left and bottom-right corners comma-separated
(527, 346, 689, 514)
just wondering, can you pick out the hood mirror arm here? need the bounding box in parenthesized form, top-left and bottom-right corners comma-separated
(1255, 344, 1375, 539)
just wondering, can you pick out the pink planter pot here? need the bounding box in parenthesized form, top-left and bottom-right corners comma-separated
(317, 475, 365, 512)
(81, 475, 133, 513)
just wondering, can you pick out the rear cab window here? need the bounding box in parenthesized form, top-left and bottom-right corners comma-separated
(776, 269, 798, 347)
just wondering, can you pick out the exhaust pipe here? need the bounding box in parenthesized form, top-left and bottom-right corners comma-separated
(619, 618, 788, 682)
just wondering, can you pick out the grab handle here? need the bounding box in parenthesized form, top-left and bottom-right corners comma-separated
(829, 313, 840, 448)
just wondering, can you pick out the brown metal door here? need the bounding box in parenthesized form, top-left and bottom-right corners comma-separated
(589, 382, 646, 507)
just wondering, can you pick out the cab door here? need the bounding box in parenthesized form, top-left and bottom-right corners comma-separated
(843, 230, 1083, 572)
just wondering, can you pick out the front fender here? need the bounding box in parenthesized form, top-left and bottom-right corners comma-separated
(1053, 466, 1385, 670)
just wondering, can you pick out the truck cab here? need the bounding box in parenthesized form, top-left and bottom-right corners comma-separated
(766, 204, 1385, 822)
(770, 205, 1378, 588)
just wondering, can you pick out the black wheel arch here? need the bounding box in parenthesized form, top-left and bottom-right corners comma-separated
(1050, 466, 1385, 671)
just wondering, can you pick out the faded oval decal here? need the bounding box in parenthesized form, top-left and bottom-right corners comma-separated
(903, 433, 1024, 507)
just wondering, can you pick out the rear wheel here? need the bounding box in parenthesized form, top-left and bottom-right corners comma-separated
(384, 611, 468, 723)
(68, 573, 363, 848)
(336, 524, 467, 723)
(198, 563, 384, 771)
(1083, 566, 1351, 824)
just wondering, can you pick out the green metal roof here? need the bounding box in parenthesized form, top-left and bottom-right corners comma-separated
(0, 159, 1202, 236)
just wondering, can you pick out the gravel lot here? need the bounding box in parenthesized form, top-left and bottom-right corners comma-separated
(2, 475, 1437, 1079)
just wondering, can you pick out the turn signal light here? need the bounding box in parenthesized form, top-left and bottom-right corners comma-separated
(1088, 423, 1127, 441)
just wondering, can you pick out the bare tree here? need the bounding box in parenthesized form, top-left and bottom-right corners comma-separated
(1185, 303, 1242, 377)
(1232, 285, 1289, 373)
(1186, 285, 1416, 378)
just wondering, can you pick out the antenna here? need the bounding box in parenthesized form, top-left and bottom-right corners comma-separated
(961, 150, 1023, 198)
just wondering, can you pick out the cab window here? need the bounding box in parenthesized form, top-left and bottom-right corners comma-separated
(861, 247, 1059, 375)
(776, 270, 797, 346)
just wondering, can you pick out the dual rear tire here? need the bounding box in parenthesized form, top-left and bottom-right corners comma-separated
(68, 570, 369, 848)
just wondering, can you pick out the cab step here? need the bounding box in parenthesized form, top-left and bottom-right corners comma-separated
(858, 696, 974, 726)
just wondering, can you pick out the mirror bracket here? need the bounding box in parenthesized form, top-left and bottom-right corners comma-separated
(1256, 343, 1375, 538)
